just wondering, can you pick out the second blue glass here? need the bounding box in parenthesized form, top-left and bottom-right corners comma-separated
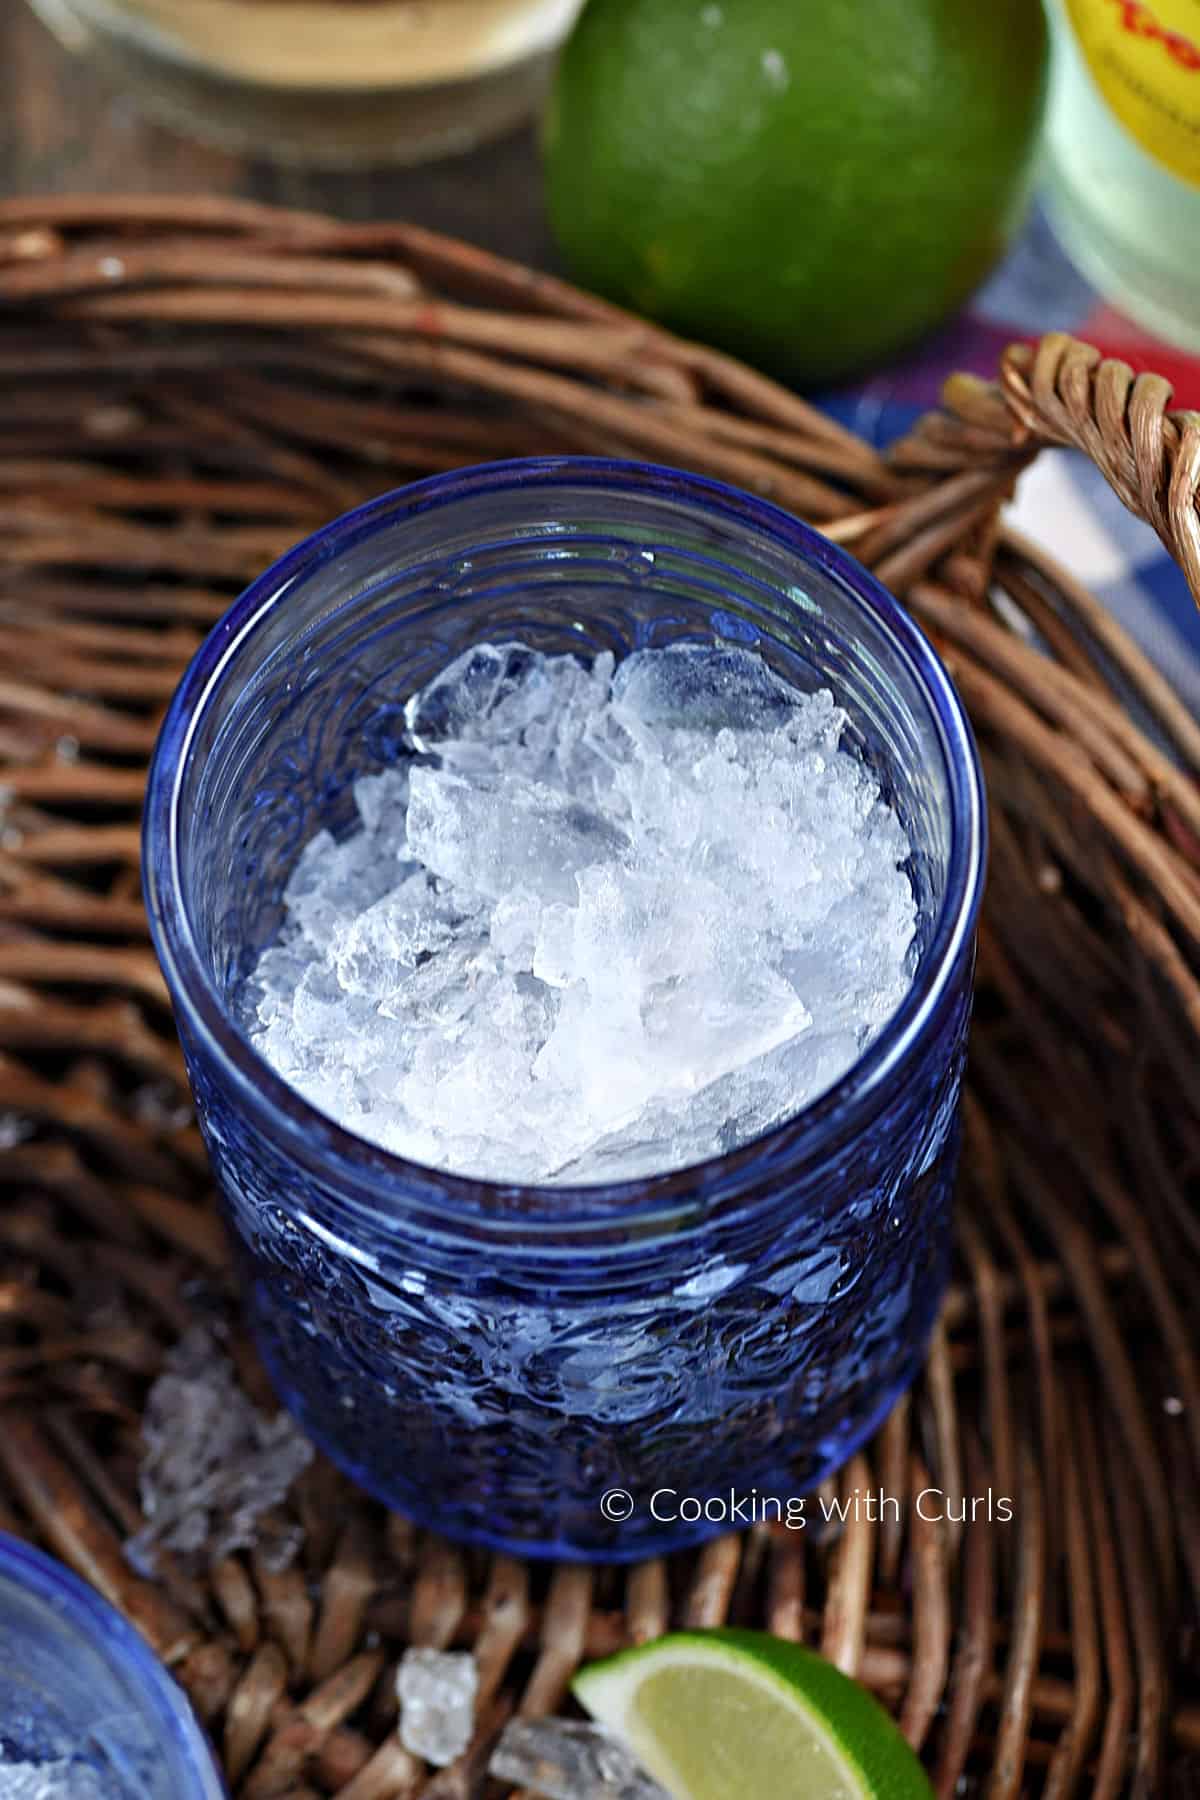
(0, 1534, 225, 1798)
(143, 460, 985, 1560)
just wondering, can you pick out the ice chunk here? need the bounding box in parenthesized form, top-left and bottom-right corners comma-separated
(404, 641, 547, 749)
(396, 1649, 477, 1766)
(489, 1719, 671, 1799)
(611, 639, 804, 730)
(405, 641, 614, 789)
(125, 1325, 313, 1574)
(352, 764, 409, 834)
(329, 872, 462, 996)
(282, 815, 408, 949)
(407, 766, 627, 903)
(249, 644, 917, 1185)
(531, 866, 811, 1147)
(489, 890, 540, 969)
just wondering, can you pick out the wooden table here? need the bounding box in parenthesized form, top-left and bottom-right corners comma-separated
(0, 2, 557, 261)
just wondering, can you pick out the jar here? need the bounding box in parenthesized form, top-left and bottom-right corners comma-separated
(0, 1532, 226, 1797)
(143, 459, 985, 1560)
(28, 0, 582, 166)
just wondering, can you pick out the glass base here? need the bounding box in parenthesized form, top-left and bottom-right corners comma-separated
(222, 1111, 959, 1560)
(29, 0, 565, 166)
(251, 1295, 946, 1561)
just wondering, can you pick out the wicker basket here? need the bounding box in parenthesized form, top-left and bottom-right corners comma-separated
(1, 195, 1198, 1799)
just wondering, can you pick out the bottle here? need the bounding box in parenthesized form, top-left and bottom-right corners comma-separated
(29, 0, 583, 165)
(1042, 0, 1200, 350)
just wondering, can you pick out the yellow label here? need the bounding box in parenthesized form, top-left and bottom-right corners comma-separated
(1065, 0, 1200, 186)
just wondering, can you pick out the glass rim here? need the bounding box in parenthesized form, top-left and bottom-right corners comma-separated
(0, 1531, 227, 1796)
(143, 456, 986, 1232)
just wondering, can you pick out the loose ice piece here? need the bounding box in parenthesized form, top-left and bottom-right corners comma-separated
(126, 1326, 313, 1573)
(489, 1718, 671, 1799)
(396, 1648, 478, 1766)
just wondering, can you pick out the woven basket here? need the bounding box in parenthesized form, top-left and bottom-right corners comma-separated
(1, 195, 1199, 1800)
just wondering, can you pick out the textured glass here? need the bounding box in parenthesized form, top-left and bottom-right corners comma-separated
(144, 460, 985, 1561)
(0, 1533, 227, 1796)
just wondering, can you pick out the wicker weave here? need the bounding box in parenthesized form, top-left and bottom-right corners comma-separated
(0, 196, 1198, 1799)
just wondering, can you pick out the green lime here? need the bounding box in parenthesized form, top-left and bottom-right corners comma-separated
(573, 1628, 934, 1799)
(544, 0, 1047, 384)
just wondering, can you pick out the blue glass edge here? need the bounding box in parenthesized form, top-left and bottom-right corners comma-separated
(0, 1532, 228, 1797)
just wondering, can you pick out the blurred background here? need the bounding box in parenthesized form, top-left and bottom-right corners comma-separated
(3, 0, 1199, 703)
(1, 2, 559, 260)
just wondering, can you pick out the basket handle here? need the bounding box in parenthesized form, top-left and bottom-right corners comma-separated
(895, 332, 1200, 609)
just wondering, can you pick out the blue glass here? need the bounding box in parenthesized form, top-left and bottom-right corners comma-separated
(143, 459, 985, 1562)
(0, 1534, 226, 1796)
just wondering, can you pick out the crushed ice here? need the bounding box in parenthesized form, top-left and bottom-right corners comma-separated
(126, 1325, 313, 1573)
(489, 1718, 672, 1799)
(396, 1648, 478, 1766)
(249, 643, 916, 1185)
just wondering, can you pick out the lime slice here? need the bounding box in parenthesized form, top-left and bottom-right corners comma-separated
(572, 1629, 933, 1800)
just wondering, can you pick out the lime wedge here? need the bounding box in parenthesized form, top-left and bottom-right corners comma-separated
(572, 1629, 933, 1800)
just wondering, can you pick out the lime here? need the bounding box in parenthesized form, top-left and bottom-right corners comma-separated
(543, 0, 1047, 384)
(573, 1628, 933, 1799)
